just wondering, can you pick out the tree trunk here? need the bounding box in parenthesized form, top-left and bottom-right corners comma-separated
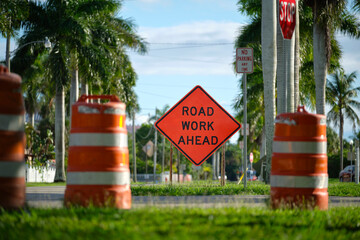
(70, 53, 79, 123)
(30, 112, 35, 127)
(162, 135, 165, 173)
(313, 3, 327, 115)
(262, 0, 277, 183)
(70, 67, 79, 122)
(6, 33, 11, 71)
(286, 35, 295, 113)
(340, 113, 344, 171)
(294, 0, 300, 108)
(276, 7, 286, 115)
(212, 152, 216, 180)
(54, 84, 66, 182)
(80, 78, 88, 96)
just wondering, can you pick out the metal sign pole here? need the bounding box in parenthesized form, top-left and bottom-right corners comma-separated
(243, 73, 247, 188)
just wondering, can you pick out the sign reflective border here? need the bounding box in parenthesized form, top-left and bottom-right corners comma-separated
(155, 85, 241, 166)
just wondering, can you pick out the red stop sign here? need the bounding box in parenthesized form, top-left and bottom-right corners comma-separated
(279, 0, 296, 40)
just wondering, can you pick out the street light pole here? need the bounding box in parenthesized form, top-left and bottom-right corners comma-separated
(7, 37, 52, 72)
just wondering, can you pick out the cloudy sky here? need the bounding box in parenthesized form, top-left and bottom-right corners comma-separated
(1, 0, 359, 140)
(121, 0, 246, 126)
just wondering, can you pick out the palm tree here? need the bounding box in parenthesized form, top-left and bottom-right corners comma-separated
(149, 105, 170, 173)
(327, 126, 340, 156)
(0, 0, 28, 71)
(12, 0, 147, 182)
(326, 69, 360, 172)
(308, 0, 360, 114)
(235, 0, 358, 123)
(22, 56, 46, 127)
(355, 0, 360, 12)
(233, 67, 264, 153)
(261, 0, 277, 183)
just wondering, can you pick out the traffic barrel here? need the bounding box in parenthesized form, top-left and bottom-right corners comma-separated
(270, 106, 328, 209)
(64, 95, 131, 208)
(0, 65, 26, 209)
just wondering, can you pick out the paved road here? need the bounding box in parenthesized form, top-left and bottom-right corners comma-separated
(26, 186, 360, 208)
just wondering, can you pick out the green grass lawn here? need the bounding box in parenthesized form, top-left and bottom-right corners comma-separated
(1, 207, 359, 240)
(26, 179, 360, 197)
(131, 179, 360, 197)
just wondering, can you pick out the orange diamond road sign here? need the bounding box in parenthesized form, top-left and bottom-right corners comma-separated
(155, 85, 241, 166)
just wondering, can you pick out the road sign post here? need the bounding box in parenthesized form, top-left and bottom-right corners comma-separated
(236, 48, 253, 188)
(155, 85, 241, 167)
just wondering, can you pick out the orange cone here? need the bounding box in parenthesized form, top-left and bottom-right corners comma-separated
(65, 95, 131, 208)
(0, 65, 26, 209)
(271, 106, 328, 210)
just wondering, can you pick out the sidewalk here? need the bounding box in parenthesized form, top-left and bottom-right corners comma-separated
(26, 186, 360, 208)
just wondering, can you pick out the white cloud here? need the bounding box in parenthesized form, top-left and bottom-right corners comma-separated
(129, 21, 243, 76)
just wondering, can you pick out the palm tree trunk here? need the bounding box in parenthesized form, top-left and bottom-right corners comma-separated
(6, 32, 11, 71)
(286, 37, 295, 113)
(54, 84, 66, 182)
(70, 53, 79, 121)
(277, 7, 286, 115)
(70, 67, 79, 119)
(30, 112, 35, 127)
(294, 0, 300, 108)
(80, 78, 88, 95)
(262, 0, 277, 183)
(162, 135, 165, 173)
(340, 113, 344, 171)
(313, 2, 327, 115)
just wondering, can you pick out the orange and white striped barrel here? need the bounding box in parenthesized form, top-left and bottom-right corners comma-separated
(64, 95, 131, 209)
(271, 106, 328, 209)
(0, 65, 26, 209)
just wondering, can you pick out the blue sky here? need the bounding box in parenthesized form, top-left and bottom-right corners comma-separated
(121, 0, 248, 135)
(1, 0, 360, 141)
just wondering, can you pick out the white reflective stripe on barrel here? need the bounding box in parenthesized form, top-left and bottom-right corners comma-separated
(67, 171, 130, 185)
(273, 141, 327, 154)
(69, 133, 128, 147)
(271, 175, 328, 189)
(0, 114, 24, 131)
(0, 161, 25, 177)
